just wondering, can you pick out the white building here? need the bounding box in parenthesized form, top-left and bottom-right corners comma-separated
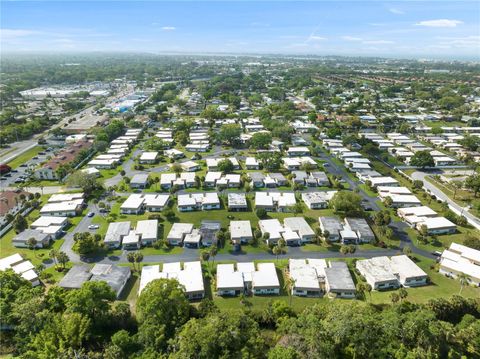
(230, 220, 253, 244)
(0, 253, 40, 286)
(440, 243, 480, 286)
(166, 223, 194, 246)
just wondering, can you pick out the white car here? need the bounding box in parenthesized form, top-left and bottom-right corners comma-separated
(88, 224, 99, 230)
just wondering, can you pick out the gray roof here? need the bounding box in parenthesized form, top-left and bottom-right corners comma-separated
(200, 221, 221, 243)
(292, 171, 308, 180)
(310, 171, 329, 180)
(58, 265, 92, 289)
(269, 172, 286, 181)
(325, 262, 356, 291)
(319, 216, 343, 234)
(345, 217, 374, 238)
(89, 264, 131, 298)
(131, 173, 149, 184)
(249, 172, 265, 181)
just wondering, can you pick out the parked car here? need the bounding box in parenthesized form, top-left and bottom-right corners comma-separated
(88, 224, 99, 230)
(87, 212, 95, 217)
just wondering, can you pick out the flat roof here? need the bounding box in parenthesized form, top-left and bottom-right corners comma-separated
(325, 262, 355, 291)
(167, 223, 194, 240)
(230, 220, 253, 239)
(420, 217, 456, 229)
(217, 263, 244, 290)
(289, 259, 321, 291)
(252, 262, 280, 288)
(356, 257, 398, 283)
(131, 173, 149, 184)
(104, 221, 131, 244)
(284, 217, 315, 237)
(136, 220, 158, 240)
(58, 265, 92, 289)
(228, 193, 247, 207)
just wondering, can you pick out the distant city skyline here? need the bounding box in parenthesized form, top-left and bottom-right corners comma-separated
(1, 1, 479, 60)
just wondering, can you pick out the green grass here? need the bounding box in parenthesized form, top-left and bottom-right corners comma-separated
(6, 146, 43, 169)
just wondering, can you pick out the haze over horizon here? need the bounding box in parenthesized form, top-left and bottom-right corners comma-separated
(1, 1, 479, 60)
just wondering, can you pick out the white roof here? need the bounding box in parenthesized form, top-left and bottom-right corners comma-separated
(259, 219, 284, 240)
(356, 257, 398, 283)
(122, 230, 140, 245)
(255, 192, 296, 208)
(228, 193, 247, 207)
(378, 186, 412, 195)
(340, 228, 358, 239)
(205, 171, 222, 182)
(252, 263, 280, 288)
(41, 199, 83, 213)
(398, 206, 437, 217)
(370, 176, 399, 186)
(31, 216, 67, 228)
(121, 194, 144, 210)
(289, 259, 321, 290)
(389, 194, 422, 204)
(245, 157, 259, 166)
(283, 217, 315, 238)
(420, 217, 456, 229)
(48, 193, 84, 203)
(140, 152, 158, 160)
(230, 220, 252, 239)
(167, 223, 194, 240)
(390, 255, 427, 279)
(0, 254, 24, 271)
(216, 264, 244, 290)
(136, 220, 158, 240)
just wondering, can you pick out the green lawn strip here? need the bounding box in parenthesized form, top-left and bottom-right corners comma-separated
(6, 146, 43, 169)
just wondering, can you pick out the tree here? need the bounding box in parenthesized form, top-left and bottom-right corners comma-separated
(171, 163, 182, 175)
(257, 151, 282, 171)
(127, 252, 136, 271)
(26, 238, 38, 257)
(136, 278, 190, 352)
(56, 251, 69, 270)
(451, 180, 463, 199)
(330, 191, 363, 216)
(66, 171, 101, 195)
(256, 208, 267, 219)
(250, 132, 272, 150)
(13, 214, 28, 233)
(66, 281, 116, 320)
(169, 311, 266, 359)
(413, 180, 423, 190)
(390, 292, 400, 304)
(217, 159, 234, 174)
(283, 272, 295, 307)
(410, 151, 435, 169)
(419, 224, 429, 242)
(134, 252, 143, 269)
(72, 232, 103, 256)
(218, 124, 242, 147)
(200, 249, 210, 269)
(457, 273, 470, 295)
(209, 244, 218, 264)
(465, 174, 480, 197)
(272, 245, 281, 262)
(49, 249, 59, 268)
(398, 288, 408, 302)
(268, 346, 300, 359)
(403, 246, 412, 257)
(340, 245, 350, 255)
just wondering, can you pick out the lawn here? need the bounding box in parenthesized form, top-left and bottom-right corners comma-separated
(6, 146, 44, 169)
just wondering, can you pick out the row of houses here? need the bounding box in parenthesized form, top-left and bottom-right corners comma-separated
(258, 217, 315, 246)
(439, 242, 480, 286)
(319, 216, 375, 244)
(104, 220, 158, 249)
(139, 261, 205, 300)
(288, 259, 356, 298)
(0, 253, 40, 286)
(217, 262, 280, 296)
(166, 221, 222, 248)
(87, 128, 141, 169)
(356, 255, 428, 290)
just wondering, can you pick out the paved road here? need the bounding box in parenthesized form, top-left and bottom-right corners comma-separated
(411, 171, 480, 230)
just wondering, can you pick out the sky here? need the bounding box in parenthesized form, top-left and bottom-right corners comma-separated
(1, 1, 479, 60)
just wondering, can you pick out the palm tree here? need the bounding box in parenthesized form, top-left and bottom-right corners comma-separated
(457, 273, 470, 295)
(126, 252, 136, 271)
(27, 237, 38, 257)
(200, 250, 210, 270)
(365, 283, 372, 302)
(283, 271, 296, 307)
(356, 283, 365, 300)
(134, 252, 144, 270)
(57, 251, 69, 270)
(272, 246, 280, 262)
(209, 245, 218, 265)
(49, 249, 59, 268)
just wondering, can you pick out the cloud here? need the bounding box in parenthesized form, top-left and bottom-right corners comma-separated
(161, 26, 176, 31)
(342, 36, 362, 41)
(308, 35, 327, 41)
(0, 29, 40, 39)
(389, 8, 405, 15)
(416, 19, 463, 28)
(362, 40, 395, 45)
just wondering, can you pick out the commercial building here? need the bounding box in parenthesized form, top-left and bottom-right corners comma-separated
(439, 243, 480, 286)
(139, 261, 205, 300)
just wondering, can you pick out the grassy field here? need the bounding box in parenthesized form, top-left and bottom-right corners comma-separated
(6, 146, 43, 169)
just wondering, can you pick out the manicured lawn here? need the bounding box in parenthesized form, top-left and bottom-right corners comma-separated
(358, 184, 377, 197)
(6, 146, 43, 169)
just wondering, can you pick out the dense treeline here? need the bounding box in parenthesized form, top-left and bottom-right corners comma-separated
(1, 271, 479, 359)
